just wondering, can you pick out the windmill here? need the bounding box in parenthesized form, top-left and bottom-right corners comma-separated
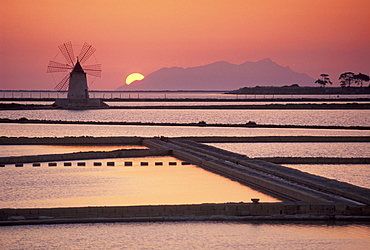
(47, 41, 101, 99)
(47, 42, 106, 108)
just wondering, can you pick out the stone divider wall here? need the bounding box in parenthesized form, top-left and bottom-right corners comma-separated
(1, 203, 369, 224)
(171, 148, 331, 203)
(144, 139, 340, 203)
(145, 138, 370, 205)
(175, 139, 370, 203)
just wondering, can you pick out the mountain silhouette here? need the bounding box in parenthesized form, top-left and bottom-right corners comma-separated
(117, 58, 314, 90)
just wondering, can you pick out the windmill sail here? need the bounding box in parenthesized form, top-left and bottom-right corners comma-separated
(47, 61, 72, 73)
(78, 42, 96, 64)
(83, 64, 102, 77)
(58, 41, 75, 66)
(47, 42, 101, 92)
(54, 74, 70, 91)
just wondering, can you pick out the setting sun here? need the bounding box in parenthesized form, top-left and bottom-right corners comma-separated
(126, 73, 145, 85)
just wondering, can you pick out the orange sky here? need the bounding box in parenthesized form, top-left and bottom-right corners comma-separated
(1, 0, 369, 90)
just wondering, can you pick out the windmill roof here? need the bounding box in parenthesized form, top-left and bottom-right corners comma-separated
(72, 61, 84, 73)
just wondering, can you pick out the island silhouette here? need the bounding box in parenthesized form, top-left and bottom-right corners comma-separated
(117, 58, 314, 90)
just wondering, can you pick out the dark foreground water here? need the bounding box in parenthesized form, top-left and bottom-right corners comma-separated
(1, 222, 369, 249)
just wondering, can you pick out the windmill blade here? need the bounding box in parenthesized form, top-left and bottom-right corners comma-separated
(54, 74, 70, 91)
(58, 41, 75, 66)
(47, 60, 72, 73)
(78, 42, 96, 64)
(84, 64, 102, 77)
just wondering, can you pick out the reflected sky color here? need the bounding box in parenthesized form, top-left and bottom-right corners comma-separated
(208, 142, 370, 158)
(1, 123, 369, 138)
(1, 145, 147, 157)
(285, 164, 370, 189)
(1, 109, 369, 127)
(1, 156, 280, 208)
(2, 222, 369, 249)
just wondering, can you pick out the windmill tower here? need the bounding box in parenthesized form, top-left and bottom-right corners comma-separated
(47, 42, 107, 108)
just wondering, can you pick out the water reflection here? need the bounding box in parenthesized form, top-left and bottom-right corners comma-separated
(0, 145, 147, 157)
(1, 109, 369, 126)
(1, 156, 280, 208)
(284, 164, 370, 189)
(1, 123, 369, 138)
(207, 142, 370, 158)
(1, 222, 369, 249)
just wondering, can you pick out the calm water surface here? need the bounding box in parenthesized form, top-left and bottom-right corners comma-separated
(0, 145, 147, 157)
(1, 109, 369, 126)
(2, 222, 369, 249)
(284, 164, 370, 189)
(207, 142, 370, 158)
(1, 156, 279, 208)
(1, 123, 369, 138)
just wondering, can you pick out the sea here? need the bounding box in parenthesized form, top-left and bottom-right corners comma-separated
(1, 91, 369, 249)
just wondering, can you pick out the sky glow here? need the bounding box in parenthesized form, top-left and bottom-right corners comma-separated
(1, 0, 369, 90)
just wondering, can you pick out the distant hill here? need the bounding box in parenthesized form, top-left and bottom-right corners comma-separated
(116, 58, 315, 90)
(227, 85, 370, 95)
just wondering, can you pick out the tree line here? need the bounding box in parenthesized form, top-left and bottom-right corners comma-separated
(315, 72, 369, 88)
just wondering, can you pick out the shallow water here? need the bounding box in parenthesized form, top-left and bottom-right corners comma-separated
(2, 222, 369, 250)
(207, 142, 370, 158)
(1, 123, 369, 138)
(1, 109, 369, 127)
(284, 164, 370, 189)
(1, 156, 279, 208)
(0, 145, 147, 157)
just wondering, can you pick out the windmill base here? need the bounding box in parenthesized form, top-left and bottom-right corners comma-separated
(53, 98, 109, 109)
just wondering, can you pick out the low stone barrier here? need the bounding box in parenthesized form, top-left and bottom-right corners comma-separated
(1, 203, 369, 225)
(148, 138, 370, 205)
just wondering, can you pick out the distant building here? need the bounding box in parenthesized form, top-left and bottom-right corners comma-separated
(48, 42, 108, 109)
(53, 60, 108, 109)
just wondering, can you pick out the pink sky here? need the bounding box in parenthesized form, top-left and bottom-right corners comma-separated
(1, 0, 369, 90)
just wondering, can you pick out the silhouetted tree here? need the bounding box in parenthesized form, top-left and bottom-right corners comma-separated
(315, 74, 332, 87)
(339, 72, 355, 87)
(354, 73, 370, 87)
